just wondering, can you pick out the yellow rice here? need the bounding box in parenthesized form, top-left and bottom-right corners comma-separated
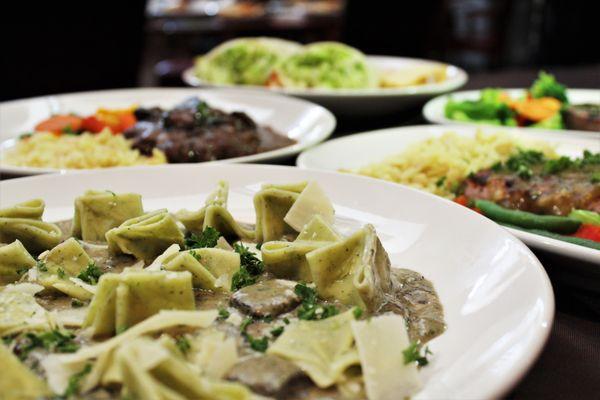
(1, 129, 166, 169)
(347, 131, 557, 198)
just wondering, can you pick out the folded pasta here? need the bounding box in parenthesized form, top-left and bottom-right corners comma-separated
(83, 271, 195, 336)
(72, 190, 143, 242)
(0, 217, 62, 255)
(0, 240, 36, 283)
(0, 198, 45, 219)
(307, 224, 391, 311)
(0, 344, 50, 399)
(176, 181, 254, 240)
(106, 209, 184, 263)
(162, 248, 240, 291)
(254, 182, 307, 243)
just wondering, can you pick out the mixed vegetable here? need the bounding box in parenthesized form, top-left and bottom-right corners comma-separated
(445, 72, 570, 129)
(31, 107, 137, 136)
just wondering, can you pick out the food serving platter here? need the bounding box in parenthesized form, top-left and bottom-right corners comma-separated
(0, 88, 336, 176)
(423, 88, 600, 131)
(297, 125, 600, 264)
(183, 56, 468, 116)
(0, 164, 554, 399)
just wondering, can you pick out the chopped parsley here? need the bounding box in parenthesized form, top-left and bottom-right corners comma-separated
(435, 176, 447, 188)
(19, 132, 33, 140)
(240, 317, 253, 333)
(270, 326, 284, 338)
(294, 283, 339, 320)
(283, 317, 290, 325)
(591, 172, 600, 184)
(16, 265, 30, 276)
(231, 243, 264, 291)
(36, 260, 48, 272)
(64, 363, 92, 398)
(246, 335, 269, 352)
(175, 336, 191, 354)
(217, 307, 230, 320)
(57, 268, 66, 279)
(403, 341, 432, 367)
(77, 261, 103, 284)
(71, 299, 85, 308)
(18, 330, 79, 360)
(190, 250, 201, 262)
(185, 227, 221, 250)
(353, 307, 364, 319)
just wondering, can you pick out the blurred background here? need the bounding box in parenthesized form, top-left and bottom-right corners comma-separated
(2, 0, 598, 101)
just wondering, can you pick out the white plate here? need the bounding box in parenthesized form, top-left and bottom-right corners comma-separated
(183, 56, 468, 116)
(0, 88, 336, 176)
(423, 88, 600, 130)
(0, 164, 553, 399)
(297, 125, 600, 264)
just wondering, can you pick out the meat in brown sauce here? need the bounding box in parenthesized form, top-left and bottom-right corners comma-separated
(462, 165, 600, 216)
(123, 97, 295, 163)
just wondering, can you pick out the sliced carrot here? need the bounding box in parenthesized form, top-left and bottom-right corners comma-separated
(35, 115, 83, 134)
(512, 97, 561, 122)
(118, 112, 137, 132)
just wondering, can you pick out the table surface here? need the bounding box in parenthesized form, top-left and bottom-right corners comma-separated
(1, 64, 599, 398)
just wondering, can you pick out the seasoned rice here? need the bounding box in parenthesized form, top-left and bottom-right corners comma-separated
(1, 130, 166, 169)
(347, 131, 557, 198)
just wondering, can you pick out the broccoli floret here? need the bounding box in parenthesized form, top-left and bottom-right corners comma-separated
(529, 71, 568, 103)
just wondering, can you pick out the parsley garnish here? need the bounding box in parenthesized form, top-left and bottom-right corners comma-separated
(190, 250, 201, 262)
(77, 261, 103, 284)
(294, 283, 339, 320)
(19, 132, 33, 140)
(218, 307, 230, 320)
(71, 299, 85, 308)
(283, 317, 290, 325)
(57, 268, 66, 279)
(270, 326, 284, 337)
(435, 176, 447, 188)
(185, 227, 221, 250)
(18, 330, 79, 360)
(403, 341, 432, 367)
(246, 335, 269, 352)
(64, 363, 92, 398)
(231, 243, 264, 291)
(176, 336, 191, 354)
(36, 260, 48, 272)
(16, 266, 30, 276)
(353, 307, 363, 319)
(592, 172, 600, 184)
(240, 317, 253, 333)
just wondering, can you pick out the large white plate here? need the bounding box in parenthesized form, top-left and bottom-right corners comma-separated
(297, 125, 600, 264)
(0, 88, 336, 176)
(423, 88, 600, 131)
(183, 56, 468, 116)
(0, 164, 553, 399)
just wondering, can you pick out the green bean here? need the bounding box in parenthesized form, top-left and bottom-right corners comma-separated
(475, 200, 580, 234)
(501, 223, 600, 251)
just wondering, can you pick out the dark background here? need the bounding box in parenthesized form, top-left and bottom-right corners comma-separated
(1, 0, 599, 101)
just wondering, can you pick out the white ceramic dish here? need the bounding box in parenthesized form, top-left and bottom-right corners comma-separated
(0, 88, 336, 176)
(183, 56, 468, 116)
(0, 164, 553, 399)
(297, 125, 600, 264)
(423, 88, 600, 130)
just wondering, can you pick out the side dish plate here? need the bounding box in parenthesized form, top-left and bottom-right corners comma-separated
(0, 164, 554, 399)
(423, 88, 600, 130)
(0, 88, 336, 176)
(297, 125, 600, 264)
(183, 56, 468, 116)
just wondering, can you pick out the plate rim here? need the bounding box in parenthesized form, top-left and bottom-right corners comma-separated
(182, 55, 469, 98)
(0, 87, 337, 176)
(296, 124, 600, 263)
(0, 162, 556, 399)
(422, 88, 600, 132)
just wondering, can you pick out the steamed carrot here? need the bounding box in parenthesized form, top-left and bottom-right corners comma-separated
(35, 115, 83, 133)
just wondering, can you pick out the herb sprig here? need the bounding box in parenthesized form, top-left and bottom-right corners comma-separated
(185, 227, 221, 250)
(77, 261, 103, 284)
(294, 283, 339, 320)
(230, 243, 264, 291)
(403, 341, 432, 367)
